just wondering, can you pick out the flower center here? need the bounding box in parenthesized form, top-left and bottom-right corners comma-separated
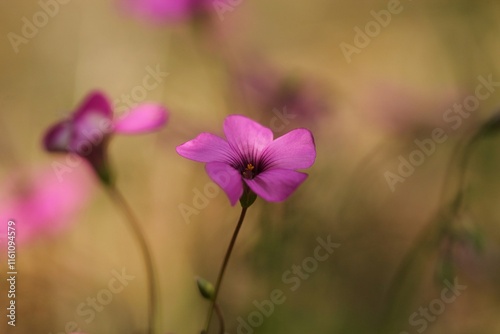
(242, 163, 255, 179)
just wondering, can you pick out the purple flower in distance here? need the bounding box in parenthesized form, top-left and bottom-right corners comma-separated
(43, 91, 168, 183)
(176, 115, 316, 206)
(0, 163, 93, 245)
(235, 61, 329, 129)
(120, 0, 211, 24)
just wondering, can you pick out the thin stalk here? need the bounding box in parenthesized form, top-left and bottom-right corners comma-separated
(381, 133, 481, 332)
(448, 133, 481, 216)
(105, 185, 158, 334)
(203, 207, 248, 334)
(214, 303, 226, 334)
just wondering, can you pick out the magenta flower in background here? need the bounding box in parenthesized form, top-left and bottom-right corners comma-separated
(357, 81, 469, 135)
(0, 163, 93, 245)
(235, 61, 329, 128)
(43, 91, 168, 183)
(120, 0, 212, 24)
(176, 115, 316, 206)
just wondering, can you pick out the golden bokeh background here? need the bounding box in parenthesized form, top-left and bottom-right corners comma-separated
(1, 0, 500, 333)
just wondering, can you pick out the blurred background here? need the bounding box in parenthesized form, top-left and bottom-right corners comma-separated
(1, 0, 500, 333)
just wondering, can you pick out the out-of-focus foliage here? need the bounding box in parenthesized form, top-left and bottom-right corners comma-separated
(1, 0, 500, 333)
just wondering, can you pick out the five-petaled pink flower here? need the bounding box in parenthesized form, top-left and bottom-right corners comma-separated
(43, 91, 168, 183)
(176, 115, 316, 206)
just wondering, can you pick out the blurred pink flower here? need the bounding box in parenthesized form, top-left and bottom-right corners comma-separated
(358, 81, 471, 135)
(236, 62, 329, 129)
(176, 115, 316, 205)
(120, 0, 212, 24)
(43, 91, 168, 183)
(0, 163, 93, 245)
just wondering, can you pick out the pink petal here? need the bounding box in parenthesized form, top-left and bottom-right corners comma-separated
(43, 120, 72, 152)
(245, 169, 308, 202)
(176, 133, 233, 163)
(261, 129, 316, 170)
(74, 91, 113, 121)
(223, 115, 274, 162)
(113, 104, 168, 134)
(205, 162, 243, 206)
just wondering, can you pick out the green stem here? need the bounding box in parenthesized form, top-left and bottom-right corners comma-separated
(381, 133, 481, 332)
(449, 133, 481, 216)
(214, 303, 226, 334)
(105, 185, 158, 334)
(203, 206, 248, 334)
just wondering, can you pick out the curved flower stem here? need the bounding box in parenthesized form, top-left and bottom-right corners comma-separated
(105, 185, 158, 334)
(214, 303, 226, 334)
(203, 207, 248, 334)
(447, 133, 481, 217)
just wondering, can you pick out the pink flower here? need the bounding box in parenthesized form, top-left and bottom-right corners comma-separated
(176, 115, 316, 205)
(120, 0, 212, 24)
(236, 62, 328, 128)
(358, 81, 468, 135)
(0, 163, 93, 245)
(43, 91, 168, 183)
